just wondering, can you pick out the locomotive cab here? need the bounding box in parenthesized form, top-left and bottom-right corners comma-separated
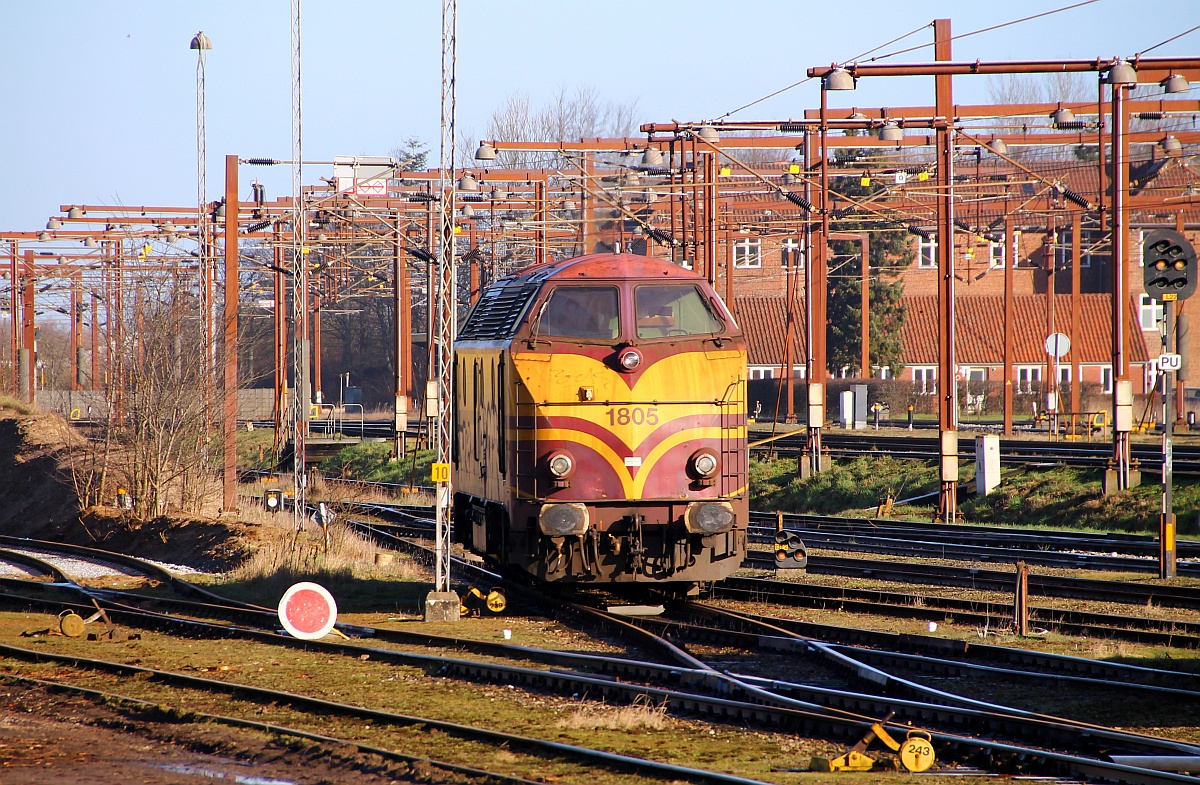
(453, 254, 749, 594)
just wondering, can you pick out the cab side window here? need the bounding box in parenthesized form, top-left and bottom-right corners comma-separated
(635, 285, 722, 339)
(538, 286, 620, 340)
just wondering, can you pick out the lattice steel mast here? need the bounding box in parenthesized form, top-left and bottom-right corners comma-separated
(290, 0, 309, 530)
(433, 0, 458, 596)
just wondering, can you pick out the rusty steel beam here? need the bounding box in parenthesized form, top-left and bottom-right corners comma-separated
(22, 251, 35, 402)
(860, 234, 870, 380)
(809, 57, 1200, 79)
(1071, 211, 1082, 416)
(802, 98, 1200, 120)
(1003, 207, 1014, 436)
(933, 18, 958, 523)
(1112, 83, 1132, 489)
(8, 242, 17, 395)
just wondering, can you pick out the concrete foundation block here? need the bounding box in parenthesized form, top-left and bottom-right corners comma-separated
(423, 591, 461, 623)
(1102, 469, 1142, 495)
(799, 453, 831, 479)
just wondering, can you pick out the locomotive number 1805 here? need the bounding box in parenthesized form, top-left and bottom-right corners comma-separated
(605, 406, 659, 426)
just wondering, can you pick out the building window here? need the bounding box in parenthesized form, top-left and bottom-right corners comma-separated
(734, 238, 762, 269)
(989, 239, 1005, 269)
(1057, 228, 1100, 269)
(792, 366, 806, 378)
(917, 236, 936, 269)
(749, 367, 774, 380)
(1058, 366, 1071, 385)
(873, 366, 893, 379)
(1140, 293, 1163, 331)
(1101, 365, 1113, 394)
(912, 366, 936, 394)
(781, 237, 804, 269)
(1017, 365, 1042, 393)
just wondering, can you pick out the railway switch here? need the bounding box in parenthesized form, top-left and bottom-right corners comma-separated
(810, 719, 936, 773)
(58, 610, 85, 638)
(460, 586, 507, 616)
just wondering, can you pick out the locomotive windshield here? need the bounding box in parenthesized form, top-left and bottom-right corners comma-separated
(635, 285, 722, 339)
(538, 286, 620, 340)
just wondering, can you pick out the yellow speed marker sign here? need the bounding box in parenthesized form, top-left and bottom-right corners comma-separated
(431, 463, 450, 484)
(899, 731, 936, 772)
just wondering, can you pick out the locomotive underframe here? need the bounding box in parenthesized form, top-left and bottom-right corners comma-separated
(455, 493, 747, 587)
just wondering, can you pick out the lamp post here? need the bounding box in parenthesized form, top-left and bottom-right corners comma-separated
(190, 32, 215, 430)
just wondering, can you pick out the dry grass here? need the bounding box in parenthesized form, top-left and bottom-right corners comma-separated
(556, 696, 670, 732)
(0, 394, 36, 415)
(227, 512, 425, 586)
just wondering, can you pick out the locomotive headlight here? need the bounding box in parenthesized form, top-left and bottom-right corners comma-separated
(689, 450, 719, 478)
(539, 503, 590, 536)
(618, 347, 642, 371)
(685, 501, 735, 534)
(547, 451, 574, 478)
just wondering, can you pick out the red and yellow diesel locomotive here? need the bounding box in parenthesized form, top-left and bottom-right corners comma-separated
(453, 253, 748, 595)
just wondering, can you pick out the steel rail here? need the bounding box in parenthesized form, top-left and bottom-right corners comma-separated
(748, 528, 1200, 575)
(0, 672, 546, 785)
(719, 606, 1200, 688)
(0, 548, 71, 583)
(754, 432, 1200, 474)
(658, 605, 1200, 756)
(715, 574, 1200, 647)
(41, 592, 1200, 784)
(4, 530, 1197, 783)
(0, 534, 263, 608)
(0, 642, 772, 785)
(772, 553, 1200, 610)
(749, 509, 1200, 558)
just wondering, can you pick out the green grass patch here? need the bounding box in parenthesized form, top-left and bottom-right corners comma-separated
(236, 426, 278, 470)
(751, 454, 1200, 535)
(751, 455, 941, 516)
(319, 441, 436, 486)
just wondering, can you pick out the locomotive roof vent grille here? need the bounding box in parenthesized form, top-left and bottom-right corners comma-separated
(458, 282, 541, 341)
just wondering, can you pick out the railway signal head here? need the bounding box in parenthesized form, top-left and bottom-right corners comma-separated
(1143, 228, 1198, 302)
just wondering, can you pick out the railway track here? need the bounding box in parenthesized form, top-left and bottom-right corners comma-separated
(4, 530, 1200, 783)
(753, 431, 1200, 474)
(794, 553, 1200, 610)
(747, 510, 1200, 575)
(722, 567, 1200, 648)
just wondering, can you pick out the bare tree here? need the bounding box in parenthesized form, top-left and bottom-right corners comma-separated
(473, 85, 640, 169)
(64, 277, 219, 519)
(986, 72, 1092, 107)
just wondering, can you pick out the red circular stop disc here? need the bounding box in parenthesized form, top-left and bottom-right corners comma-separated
(277, 582, 338, 640)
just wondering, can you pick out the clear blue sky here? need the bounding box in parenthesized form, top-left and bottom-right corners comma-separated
(0, 1, 1194, 231)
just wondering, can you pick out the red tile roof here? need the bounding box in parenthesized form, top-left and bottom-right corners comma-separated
(734, 296, 807, 365)
(901, 294, 1150, 365)
(735, 293, 1150, 368)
